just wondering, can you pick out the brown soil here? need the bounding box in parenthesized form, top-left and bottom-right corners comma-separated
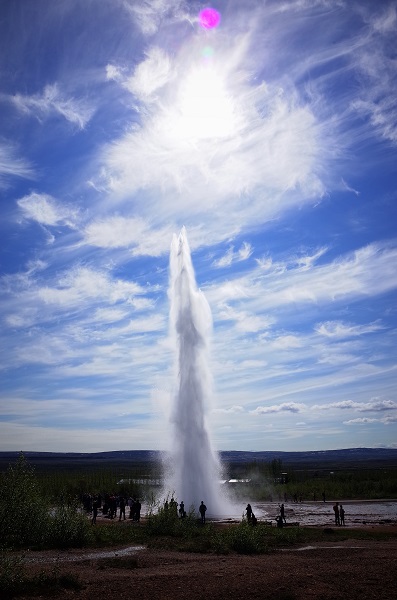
(16, 527, 397, 600)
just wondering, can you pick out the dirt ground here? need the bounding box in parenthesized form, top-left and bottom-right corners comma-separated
(17, 526, 397, 600)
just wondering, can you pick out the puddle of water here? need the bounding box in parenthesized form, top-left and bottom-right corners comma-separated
(280, 545, 367, 552)
(251, 501, 397, 527)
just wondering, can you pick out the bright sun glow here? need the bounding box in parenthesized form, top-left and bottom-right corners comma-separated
(173, 66, 236, 141)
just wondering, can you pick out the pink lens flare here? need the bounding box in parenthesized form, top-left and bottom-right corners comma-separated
(199, 7, 221, 30)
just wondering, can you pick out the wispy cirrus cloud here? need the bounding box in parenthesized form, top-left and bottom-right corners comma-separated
(37, 266, 145, 308)
(9, 83, 94, 129)
(122, 0, 183, 36)
(315, 320, 385, 338)
(206, 242, 397, 311)
(351, 4, 397, 145)
(83, 215, 174, 256)
(0, 141, 34, 187)
(17, 192, 79, 228)
(217, 303, 274, 333)
(212, 242, 253, 268)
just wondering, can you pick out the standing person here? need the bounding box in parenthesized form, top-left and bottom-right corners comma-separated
(280, 503, 286, 524)
(340, 504, 345, 526)
(170, 496, 178, 516)
(135, 498, 142, 522)
(91, 498, 98, 525)
(199, 501, 207, 524)
(119, 496, 126, 521)
(246, 503, 253, 522)
(179, 501, 186, 518)
(333, 502, 340, 525)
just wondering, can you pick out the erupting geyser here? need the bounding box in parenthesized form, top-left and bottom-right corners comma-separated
(165, 228, 227, 516)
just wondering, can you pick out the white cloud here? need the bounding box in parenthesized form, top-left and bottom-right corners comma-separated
(99, 32, 327, 231)
(10, 83, 94, 129)
(271, 335, 302, 350)
(313, 399, 397, 412)
(217, 303, 274, 333)
(91, 307, 129, 323)
(294, 247, 328, 271)
(17, 192, 78, 227)
(123, 0, 176, 36)
(212, 405, 245, 414)
(124, 47, 174, 101)
(83, 215, 174, 256)
(213, 242, 253, 268)
(206, 242, 397, 310)
(315, 320, 385, 338)
(0, 141, 34, 186)
(350, 5, 397, 145)
(251, 402, 307, 414)
(213, 247, 235, 268)
(105, 64, 124, 82)
(343, 418, 378, 424)
(37, 266, 145, 308)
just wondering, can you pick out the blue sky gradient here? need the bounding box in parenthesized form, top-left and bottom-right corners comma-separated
(0, 0, 396, 452)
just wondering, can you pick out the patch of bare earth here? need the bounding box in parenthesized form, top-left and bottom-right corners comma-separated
(17, 530, 397, 600)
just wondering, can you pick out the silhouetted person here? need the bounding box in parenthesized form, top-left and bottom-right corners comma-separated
(179, 501, 186, 518)
(251, 513, 258, 526)
(246, 503, 252, 522)
(109, 495, 117, 519)
(340, 504, 345, 526)
(119, 496, 126, 521)
(280, 503, 286, 524)
(199, 501, 207, 524)
(136, 499, 142, 522)
(170, 496, 178, 515)
(333, 502, 340, 526)
(91, 499, 98, 525)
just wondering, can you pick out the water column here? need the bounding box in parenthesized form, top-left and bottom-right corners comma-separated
(166, 227, 225, 515)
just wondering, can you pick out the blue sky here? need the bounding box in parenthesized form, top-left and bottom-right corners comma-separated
(0, 0, 396, 453)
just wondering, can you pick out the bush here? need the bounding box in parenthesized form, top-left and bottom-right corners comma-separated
(47, 505, 92, 549)
(0, 454, 50, 548)
(220, 522, 269, 554)
(145, 502, 198, 538)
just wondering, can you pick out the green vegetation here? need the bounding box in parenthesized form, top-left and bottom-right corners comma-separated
(1, 453, 397, 597)
(227, 459, 397, 501)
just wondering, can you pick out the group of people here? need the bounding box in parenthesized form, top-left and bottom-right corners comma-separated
(333, 502, 346, 526)
(246, 500, 346, 528)
(88, 493, 142, 525)
(163, 497, 207, 523)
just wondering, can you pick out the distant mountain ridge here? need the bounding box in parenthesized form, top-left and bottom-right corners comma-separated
(1, 447, 397, 470)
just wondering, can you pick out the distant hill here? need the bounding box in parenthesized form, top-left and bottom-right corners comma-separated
(1, 448, 396, 472)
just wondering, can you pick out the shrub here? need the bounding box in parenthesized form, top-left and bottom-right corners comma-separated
(47, 505, 92, 548)
(0, 454, 49, 548)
